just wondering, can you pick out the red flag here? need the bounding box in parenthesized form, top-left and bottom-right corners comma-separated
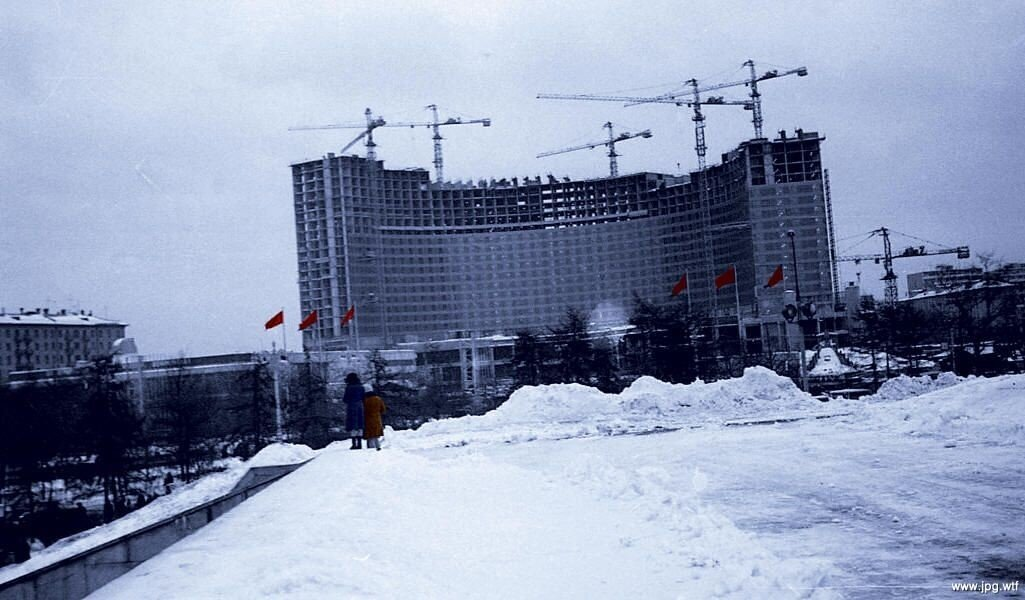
(715, 265, 736, 290)
(765, 264, 784, 288)
(340, 305, 355, 327)
(264, 310, 284, 330)
(671, 273, 688, 297)
(298, 310, 318, 331)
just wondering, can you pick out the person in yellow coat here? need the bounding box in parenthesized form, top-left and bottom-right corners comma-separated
(363, 387, 387, 451)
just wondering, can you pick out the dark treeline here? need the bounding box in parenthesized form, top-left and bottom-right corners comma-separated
(852, 278, 1025, 379)
(509, 282, 1025, 395)
(0, 355, 307, 565)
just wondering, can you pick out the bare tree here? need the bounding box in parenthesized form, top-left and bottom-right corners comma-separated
(83, 355, 142, 517)
(285, 353, 331, 448)
(154, 359, 212, 481)
(232, 359, 275, 458)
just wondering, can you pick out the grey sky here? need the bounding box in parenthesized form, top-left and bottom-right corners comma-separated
(2, 1, 1023, 356)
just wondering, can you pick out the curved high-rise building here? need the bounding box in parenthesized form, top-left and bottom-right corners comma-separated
(292, 129, 838, 350)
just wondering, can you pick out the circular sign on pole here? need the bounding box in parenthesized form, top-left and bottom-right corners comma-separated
(782, 304, 799, 322)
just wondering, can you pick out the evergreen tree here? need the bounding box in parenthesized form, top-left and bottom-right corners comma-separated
(628, 295, 700, 384)
(511, 330, 547, 387)
(547, 307, 620, 389)
(548, 308, 593, 384)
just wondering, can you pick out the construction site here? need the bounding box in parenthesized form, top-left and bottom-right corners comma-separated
(282, 59, 998, 395)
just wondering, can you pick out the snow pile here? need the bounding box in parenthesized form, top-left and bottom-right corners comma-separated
(864, 372, 967, 402)
(394, 367, 830, 448)
(865, 374, 1025, 442)
(247, 442, 316, 467)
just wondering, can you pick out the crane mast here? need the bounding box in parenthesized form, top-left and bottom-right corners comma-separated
(605, 122, 619, 177)
(364, 108, 378, 161)
(687, 79, 708, 170)
(427, 104, 445, 182)
(744, 59, 764, 138)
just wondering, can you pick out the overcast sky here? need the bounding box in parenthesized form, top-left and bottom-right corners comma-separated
(3, 1, 1024, 356)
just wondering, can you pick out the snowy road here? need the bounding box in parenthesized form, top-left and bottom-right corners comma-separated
(481, 418, 1025, 599)
(87, 373, 1025, 599)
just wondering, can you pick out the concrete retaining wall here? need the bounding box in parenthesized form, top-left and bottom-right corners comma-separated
(0, 461, 309, 600)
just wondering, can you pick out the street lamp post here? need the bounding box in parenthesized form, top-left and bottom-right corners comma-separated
(787, 230, 809, 391)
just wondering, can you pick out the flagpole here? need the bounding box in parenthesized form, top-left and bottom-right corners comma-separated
(280, 307, 287, 355)
(733, 265, 743, 345)
(686, 271, 692, 314)
(317, 316, 325, 379)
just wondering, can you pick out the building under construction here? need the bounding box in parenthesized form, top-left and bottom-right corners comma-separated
(291, 128, 840, 354)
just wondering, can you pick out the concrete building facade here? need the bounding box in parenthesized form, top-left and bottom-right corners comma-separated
(0, 309, 127, 382)
(907, 263, 1025, 297)
(292, 129, 838, 351)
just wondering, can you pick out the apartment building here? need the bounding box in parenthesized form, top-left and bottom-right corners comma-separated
(0, 309, 127, 381)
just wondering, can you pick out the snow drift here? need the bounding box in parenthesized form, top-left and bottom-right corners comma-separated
(394, 367, 830, 448)
(247, 442, 316, 467)
(863, 372, 967, 402)
(864, 374, 1025, 443)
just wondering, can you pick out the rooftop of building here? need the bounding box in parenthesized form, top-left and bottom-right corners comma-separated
(0, 308, 127, 327)
(902, 279, 1018, 302)
(291, 129, 820, 191)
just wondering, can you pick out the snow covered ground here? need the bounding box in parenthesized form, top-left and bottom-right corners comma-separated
(82, 370, 1025, 599)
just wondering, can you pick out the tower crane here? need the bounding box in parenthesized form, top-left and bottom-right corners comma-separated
(536, 122, 652, 177)
(290, 106, 491, 182)
(539, 89, 749, 171)
(538, 60, 807, 170)
(838, 227, 970, 306)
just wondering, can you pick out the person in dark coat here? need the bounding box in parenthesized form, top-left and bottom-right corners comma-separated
(363, 388, 387, 451)
(343, 372, 366, 449)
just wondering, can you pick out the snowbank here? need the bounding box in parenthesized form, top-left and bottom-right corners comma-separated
(864, 374, 1025, 442)
(247, 442, 316, 467)
(393, 367, 832, 448)
(863, 372, 967, 402)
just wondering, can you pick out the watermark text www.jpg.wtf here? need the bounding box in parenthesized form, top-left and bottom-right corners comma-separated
(951, 580, 1020, 594)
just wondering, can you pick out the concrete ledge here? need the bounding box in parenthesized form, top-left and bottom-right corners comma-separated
(0, 460, 312, 600)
